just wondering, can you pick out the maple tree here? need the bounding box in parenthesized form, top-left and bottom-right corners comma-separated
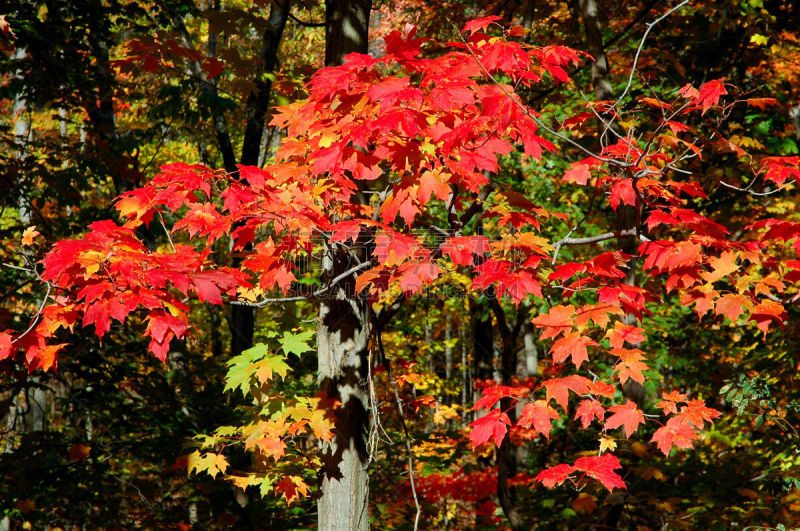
(2, 0, 800, 529)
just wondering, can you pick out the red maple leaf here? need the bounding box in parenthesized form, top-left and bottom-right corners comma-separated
(574, 399, 605, 428)
(609, 178, 636, 210)
(518, 399, 560, 438)
(748, 299, 787, 335)
(605, 322, 646, 349)
(468, 409, 511, 449)
(651, 417, 697, 456)
(473, 385, 528, 411)
(573, 453, 626, 492)
(761, 156, 800, 186)
(462, 15, 503, 34)
(275, 476, 309, 505)
(441, 235, 490, 267)
(696, 78, 727, 114)
(604, 400, 645, 438)
(534, 463, 576, 488)
(563, 163, 592, 185)
(542, 375, 591, 410)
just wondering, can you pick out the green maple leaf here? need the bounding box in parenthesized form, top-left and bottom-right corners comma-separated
(279, 330, 314, 357)
(225, 343, 269, 396)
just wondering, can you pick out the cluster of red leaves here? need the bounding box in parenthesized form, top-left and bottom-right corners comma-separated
(3, 15, 800, 502)
(414, 466, 532, 525)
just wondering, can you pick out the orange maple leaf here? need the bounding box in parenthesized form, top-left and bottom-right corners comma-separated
(21, 226, 40, 246)
(549, 332, 597, 369)
(700, 251, 739, 283)
(610, 348, 649, 385)
(531, 304, 575, 340)
(651, 417, 697, 455)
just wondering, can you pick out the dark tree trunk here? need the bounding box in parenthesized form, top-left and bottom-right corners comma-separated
(325, 0, 371, 66)
(240, 2, 290, 166)
(494, 305, 524, 531)
(471, 299, 494, 381)
(231, 2, 289, 356)
(577, 0, 613, 100)
(317, 2, 372, 529)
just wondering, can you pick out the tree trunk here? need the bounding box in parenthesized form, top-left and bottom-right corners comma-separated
(577, 0, 613, 100)
(522, 322, 539, 377)
(325, 0, 372, 67)
(240, 1, 290, 166)
(494, 306, 524, 531)
(471, 298, 494, 383)
(444, 312, 453, 400)
(317, 2, 372, 529)
(317, 250, 371, 531)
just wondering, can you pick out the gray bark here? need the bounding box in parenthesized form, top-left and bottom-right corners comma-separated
(317, 251, 371, 531)
(522, 322, 539, 377)
(790, 105, 800, 143)
(317, 2, 372, 529)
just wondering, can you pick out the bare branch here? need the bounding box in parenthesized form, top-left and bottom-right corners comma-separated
(719, 181, 791, 197)
(611, 0, 691, 111)
(231, 261, 373, 307)
(376, 331, 421, 531)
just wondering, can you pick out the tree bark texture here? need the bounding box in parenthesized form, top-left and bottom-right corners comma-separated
(240, 1, 290, 166)
(317, 249, 371, 530)
(317, 2, 372, 529)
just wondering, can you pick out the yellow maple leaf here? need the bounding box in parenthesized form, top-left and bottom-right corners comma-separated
(599, 436, 617, 454)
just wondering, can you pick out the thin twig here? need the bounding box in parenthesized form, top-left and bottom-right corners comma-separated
(377, 330, 421, 531)
(231, 261, 373, 307)
(611, 0, 691, 111)
(11, 282, 51, 344)
(719, 181, 790, 197)
(158, 210, 177, 252)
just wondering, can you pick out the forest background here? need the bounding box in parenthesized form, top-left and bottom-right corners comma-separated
(1, 0, 800, 529)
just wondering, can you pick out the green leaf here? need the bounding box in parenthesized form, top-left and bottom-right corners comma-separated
(259, 474, 277, 497)
(280, 330, 315, 357)
(225, 343, 270, 396)
(258, 354, 292, 381)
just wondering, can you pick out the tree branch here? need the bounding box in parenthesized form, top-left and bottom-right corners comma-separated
(230, 261, 373, 307)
